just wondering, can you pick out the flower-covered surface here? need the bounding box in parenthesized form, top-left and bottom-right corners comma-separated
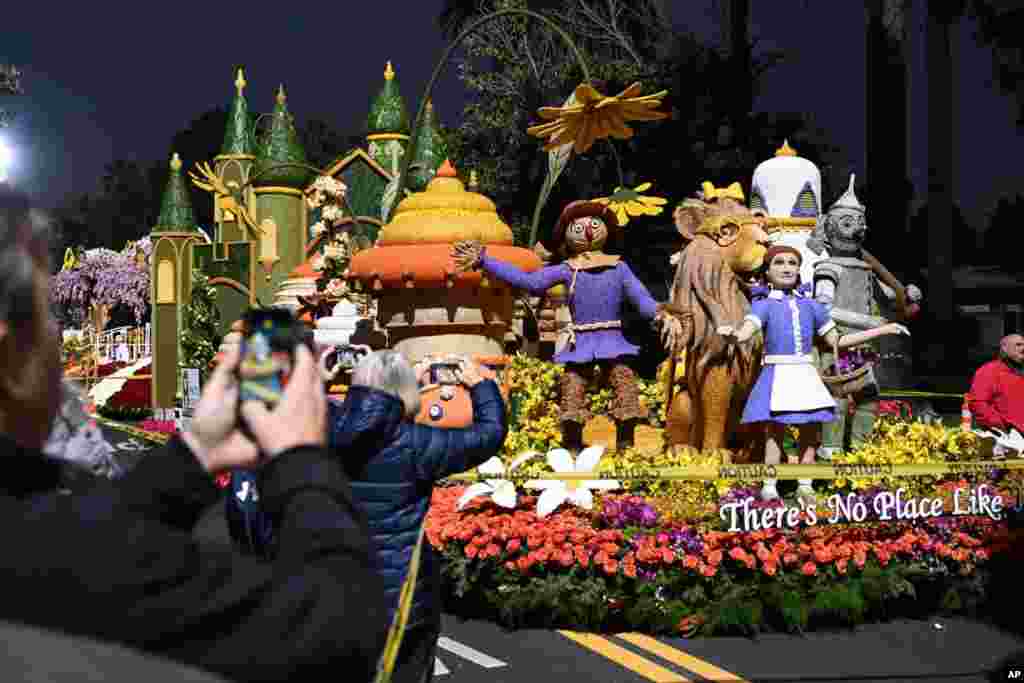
(427, 482, 1016, 636)
(88, 358, 151, 411)
(428, 358, 1024, 635)
(51, 240, 152, 323)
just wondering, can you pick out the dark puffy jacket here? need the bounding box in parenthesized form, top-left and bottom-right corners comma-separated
(328, 380, 507, 628)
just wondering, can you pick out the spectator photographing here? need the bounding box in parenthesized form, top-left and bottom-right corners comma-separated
(332, 351, 508, 683)
(0, 183, 386, 682)
(969, 333, 1024, 434)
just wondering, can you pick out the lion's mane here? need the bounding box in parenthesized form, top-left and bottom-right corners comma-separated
(671, 235, 761, 380)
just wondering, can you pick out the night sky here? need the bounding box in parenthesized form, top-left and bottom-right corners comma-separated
(2, 0, 1021, 230)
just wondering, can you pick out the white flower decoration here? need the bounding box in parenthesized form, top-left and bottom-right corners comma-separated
(525, 446, 620, 518)
(457, 452, 537, 511)
(973, 427, 1024, 457)
(311, 254, 325, 272)
(322, 204, 344, 225)
(310, 222, 327, 237)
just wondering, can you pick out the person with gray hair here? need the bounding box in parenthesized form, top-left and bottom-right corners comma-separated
(0, 182, 387, 681)
(334, 349, 507, 683)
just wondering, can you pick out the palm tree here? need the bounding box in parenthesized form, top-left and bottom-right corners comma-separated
(923, 0, 965, 371)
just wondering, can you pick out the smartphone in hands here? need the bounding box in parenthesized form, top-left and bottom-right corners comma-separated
(237, 308, 311, 409)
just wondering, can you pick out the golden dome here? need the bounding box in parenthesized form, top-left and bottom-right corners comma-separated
(377, 159, 514, 245)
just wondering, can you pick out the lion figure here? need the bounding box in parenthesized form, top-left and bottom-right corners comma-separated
(664, 193, 769, 461)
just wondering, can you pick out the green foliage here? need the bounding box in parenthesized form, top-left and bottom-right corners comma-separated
(180, 272, 221, 383)
(444, 0, 851, 249)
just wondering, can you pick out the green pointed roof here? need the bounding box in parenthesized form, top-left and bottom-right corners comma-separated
(153, 153, 197, 233)
(221, 68, 256, 157)
(408, 99, 448, 192)
(366, 61, 410, 137)
(254, 85, 312, 188)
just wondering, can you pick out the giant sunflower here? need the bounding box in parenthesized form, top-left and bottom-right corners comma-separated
(527, 82, 668, 154)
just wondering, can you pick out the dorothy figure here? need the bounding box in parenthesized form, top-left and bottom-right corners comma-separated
(717, 245, 909, 504)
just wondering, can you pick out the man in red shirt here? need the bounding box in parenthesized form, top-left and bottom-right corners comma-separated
(969, 333, 1024, 432)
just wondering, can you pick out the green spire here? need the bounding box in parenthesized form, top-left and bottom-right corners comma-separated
(254, 84, 312, 188)
(408, 99, 448, 192)
(154, 153, 197, 232)
(366, 61, 410, 137)
(221, 68, 256, 156)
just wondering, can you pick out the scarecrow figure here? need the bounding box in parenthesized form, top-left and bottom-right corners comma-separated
(453, 201, 681, 451)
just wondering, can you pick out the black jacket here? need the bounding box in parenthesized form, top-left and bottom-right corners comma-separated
(328, 380, 508, 628)
(0, 434, 387, 682)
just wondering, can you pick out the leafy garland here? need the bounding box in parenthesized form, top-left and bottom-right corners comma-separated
(179, 271, 221, 383)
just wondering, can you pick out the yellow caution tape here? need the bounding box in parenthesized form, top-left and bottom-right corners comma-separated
(93, 416, 171, 444)
(878, 390, 966, 399)
(447, 460, 1024, 483)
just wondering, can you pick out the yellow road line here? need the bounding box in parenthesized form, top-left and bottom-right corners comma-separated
(619, 633, 748, 682)
(557, 631, 691, 682)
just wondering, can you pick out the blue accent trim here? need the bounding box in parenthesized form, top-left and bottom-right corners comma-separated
(791, 181, 818, 217)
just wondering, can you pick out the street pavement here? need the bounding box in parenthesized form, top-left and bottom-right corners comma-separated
(101, 424, 1024, 682)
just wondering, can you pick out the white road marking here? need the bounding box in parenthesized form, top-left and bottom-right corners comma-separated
(434, 657, 450, 676)
(437, 637, 507, 669)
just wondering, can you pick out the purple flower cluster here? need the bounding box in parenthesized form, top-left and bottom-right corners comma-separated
(833, 347, 880, 375)
(600, 496, 659, 529)
(51, 243, 151, 323)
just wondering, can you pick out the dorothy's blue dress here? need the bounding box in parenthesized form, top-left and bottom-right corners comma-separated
(740, 287, 838, 425)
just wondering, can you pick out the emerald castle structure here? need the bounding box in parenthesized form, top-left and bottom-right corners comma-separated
(149, 63, 447, 409)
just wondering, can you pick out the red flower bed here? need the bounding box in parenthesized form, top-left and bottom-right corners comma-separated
(426, 485, 1013, 635)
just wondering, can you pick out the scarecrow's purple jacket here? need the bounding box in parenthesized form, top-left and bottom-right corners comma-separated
(480, 253, 658, 364)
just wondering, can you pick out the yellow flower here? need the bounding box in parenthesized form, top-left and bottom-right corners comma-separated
(591, 182, 668, 226)
(527, 82, 668, 154)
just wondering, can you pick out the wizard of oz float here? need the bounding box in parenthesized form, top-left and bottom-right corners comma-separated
(346, 14, 1023, 636)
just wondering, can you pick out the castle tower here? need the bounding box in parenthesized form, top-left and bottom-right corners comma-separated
(251, 85, 312, 304)
(366, 61, 411, 176)
(150, 153, 201, 412)
(407, 99, 448, 192)
(215, 68, 257, 245)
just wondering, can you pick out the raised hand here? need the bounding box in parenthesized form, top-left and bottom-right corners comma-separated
(452, 240, 484, 273)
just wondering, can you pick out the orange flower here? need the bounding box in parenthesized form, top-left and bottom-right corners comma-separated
(801, 562, 817, 576)
(465, 545, 479, 559)
(701, 564, 718, 578)
(783, 552, 799, 566)
(594, 550, 609, 565)
(661, 548, 677, 564)
(603, 559, 619, 575)
(762, 561, 778, 577)
(623, 562, 638, 578)
(813, 546, 833, 564)
(835, 557, 848, 575)
(485, 543, 501, 558)
(504, 560, 517, 571)
(742, 554, 756, 570)
(853, 552, 867, 569)
(707, 550, 723, 566)
(601, 543, 620, 555)
(506, 538, 522, 553)
(684, 555, 700, 570)
(728, 547, 747, 562)
(516, 555, 532, 572)
(558, 549, 575, 567)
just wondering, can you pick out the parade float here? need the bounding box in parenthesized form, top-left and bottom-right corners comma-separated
(370, 9, 1023, 637)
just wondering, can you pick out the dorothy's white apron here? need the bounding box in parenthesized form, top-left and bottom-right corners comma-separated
(764, 353, 836, 413)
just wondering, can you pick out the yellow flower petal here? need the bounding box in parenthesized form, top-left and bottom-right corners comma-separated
(638, 196, 668, 206)
(633, 182, 653, 192)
